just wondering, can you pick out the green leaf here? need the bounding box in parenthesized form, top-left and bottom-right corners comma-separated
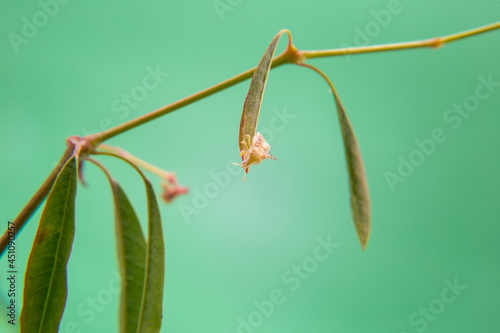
(136, 178, 165, 333)
(239, 30, 287, 151)
(90, 151, 165, 331)
(21, 156, 77, 333)
(297, 62, 371, 250)
(114, 178, 164, 333)
(333, 95, 371, 250)
(111, 182, 146, 333)
(99, 160, 164, 332)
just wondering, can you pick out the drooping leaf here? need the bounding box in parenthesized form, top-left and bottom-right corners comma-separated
(111, 182, 146, 333)
(136, 178, 165, 333)
(21, 156, 77, 332)
(297, 62, 371, 250)
(113, 178, 165, 333)
(236, 30, 288, 178)
(93, 152, 165, 332)
(333, 94, 371, 250)
(239, 31, 285, 147)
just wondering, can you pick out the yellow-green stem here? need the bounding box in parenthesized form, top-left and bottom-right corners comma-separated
(97, 144, 172, 180)
(86, 51, 292, 146)
(85, 157, 114, 184)
(300, 21, 500, 60)
(85, 22, 500, 147)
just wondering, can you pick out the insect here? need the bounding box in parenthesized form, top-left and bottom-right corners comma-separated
(233, 132, 277, 181)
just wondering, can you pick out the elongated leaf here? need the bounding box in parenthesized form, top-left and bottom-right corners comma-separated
(236, 30, 288, 180)
(239, 30, 287, 151)
(137, 177, 165, 333)
(111, 182, 146, 333)
(333, 95, 371, 250)
(21, 156, 77, 332)
(95, 157, 164, 332)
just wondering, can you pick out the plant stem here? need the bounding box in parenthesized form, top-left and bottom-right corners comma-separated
(0, 145, 74, 257)
(93, 152, 150, 182)
(85, 22, 499, 147)
(85, 51, 293, 146)
(85, 157, 114, 184)
(300, 21, 500, 60)
(97, 144, 172, 179)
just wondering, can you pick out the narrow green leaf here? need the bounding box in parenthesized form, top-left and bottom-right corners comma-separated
(333, 96, 371, 250)
(235, 30, 289, 180)
(113, 181, 165, 333)
(111, 182, 146, 333)
(88, 152, 165, 333)
(297, 62, 371, 250)
(91, 152, 165, 332)
(21, 156, 77, 333)
(238, 30, 287, 151)
(137, 178, 165, 333)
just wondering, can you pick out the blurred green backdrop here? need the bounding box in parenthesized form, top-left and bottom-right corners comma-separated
(1, 0, 500, 332)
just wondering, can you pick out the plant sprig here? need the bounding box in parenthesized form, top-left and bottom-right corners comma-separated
(2, 20, 499, 333)
(2, 21, 498, 256)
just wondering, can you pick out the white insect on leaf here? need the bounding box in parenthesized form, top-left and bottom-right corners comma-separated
(233, 132, 277, 181)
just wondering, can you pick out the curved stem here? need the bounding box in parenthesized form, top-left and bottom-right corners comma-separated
(0, 145, 74, 257)
(297, 62, 342, 101)
(85, 157, 115, 184)
(93, 152, 149, 182)
(97, 144, 172, 179)
(300, 21, 500, 60)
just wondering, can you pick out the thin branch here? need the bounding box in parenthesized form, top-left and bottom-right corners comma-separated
(85, 50, 293, 146)
(93, 152, 149, 181)
(84, 22, 499, 147)
(300, 21, 500, 60)
(85, 157, 115, 184)
(96, 144, 172, 180)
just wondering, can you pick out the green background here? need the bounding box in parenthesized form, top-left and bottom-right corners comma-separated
(1, 0, 499, 332)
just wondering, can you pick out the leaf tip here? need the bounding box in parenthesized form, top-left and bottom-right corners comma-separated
(357, 226, 370, 251)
